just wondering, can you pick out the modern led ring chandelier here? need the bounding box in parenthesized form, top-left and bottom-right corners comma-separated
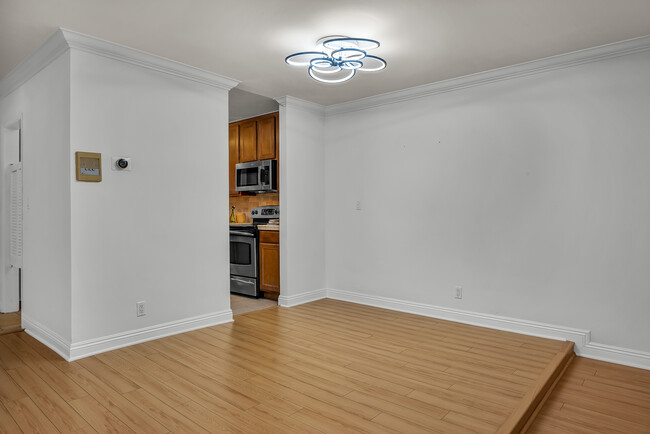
(285, 36, 386, 83)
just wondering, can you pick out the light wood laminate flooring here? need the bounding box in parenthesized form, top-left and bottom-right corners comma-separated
(0, 299, 645, 432)
(529, 356, 650, 433)
(0, 311, 21, 336)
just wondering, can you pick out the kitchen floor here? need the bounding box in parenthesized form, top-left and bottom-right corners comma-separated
(230, 294, 277, 316)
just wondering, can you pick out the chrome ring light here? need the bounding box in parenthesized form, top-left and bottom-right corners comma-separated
(285, 36, 386, 84)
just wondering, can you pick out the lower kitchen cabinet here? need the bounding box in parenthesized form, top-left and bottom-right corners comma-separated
(259, 230, 280, 299)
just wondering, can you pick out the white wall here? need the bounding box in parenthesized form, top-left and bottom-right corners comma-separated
(0, 52, 72, 341)
(1, 29, 237, 360)
(325, 49, 650, 356)
(277, 97, 327, 305)
(69, 49, 231, 345)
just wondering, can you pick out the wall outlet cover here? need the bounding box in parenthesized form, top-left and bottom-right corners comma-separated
(136, 301, 146, 316)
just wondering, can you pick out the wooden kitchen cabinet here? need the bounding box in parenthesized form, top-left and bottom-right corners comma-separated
(256, 114, 277, 160)
(232, 112, 278, 162)
(238, 120, 257, 163)
(228, 123, 240, 196)
(259, 230, 280, 299)
(229, 112, 279, 197)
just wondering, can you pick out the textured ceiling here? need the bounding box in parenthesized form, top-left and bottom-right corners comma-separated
(1, 0, 650, 106)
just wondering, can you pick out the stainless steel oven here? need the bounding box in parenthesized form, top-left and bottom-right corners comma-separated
(229, 226, 258, 297)
(229, 205, 279, 297)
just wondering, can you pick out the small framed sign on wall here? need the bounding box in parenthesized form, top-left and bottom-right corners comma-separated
(76, 152, 102, 182)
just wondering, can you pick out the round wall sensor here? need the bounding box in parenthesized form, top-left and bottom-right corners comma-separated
(116, 158, 129, 169)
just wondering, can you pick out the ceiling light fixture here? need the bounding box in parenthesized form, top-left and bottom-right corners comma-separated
(285, 36, 386, 84)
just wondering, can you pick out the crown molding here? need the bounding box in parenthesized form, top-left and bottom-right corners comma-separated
(0, 29, 70, 99)
(275, 95, 325, 116)
(60, 29, 239, 91)
(0, 28, 239, 100)
(325, 34, 650, 117)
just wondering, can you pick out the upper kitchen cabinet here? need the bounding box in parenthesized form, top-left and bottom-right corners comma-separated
(238, 120, 257, 162)
(256, 114, 277, 160)
(229, 112, 279, 196)
(235, 112, 278, 163)
(228, 123, 240, 196)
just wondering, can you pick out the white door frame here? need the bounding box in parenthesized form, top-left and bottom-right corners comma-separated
(1, 116, 22, 313)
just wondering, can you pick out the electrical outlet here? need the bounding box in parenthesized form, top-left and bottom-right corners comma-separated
(136, 301, 146, 317)
(455, 287, 463, 299)
(355, 200, 362, 211)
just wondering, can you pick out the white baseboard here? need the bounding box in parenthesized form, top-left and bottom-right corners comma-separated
(278, 288, 327, 308)
(22, 314, 72, 362)
(24, 289, 650, 370)
(581, 341, 650, 371)
(326, 288, 650, 370)
(24, 310, 233, 361)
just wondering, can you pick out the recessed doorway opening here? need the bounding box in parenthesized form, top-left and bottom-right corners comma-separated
(1, 116, 23, 334)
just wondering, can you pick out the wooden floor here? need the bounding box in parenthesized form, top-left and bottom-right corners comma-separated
(0, 311, 21, 336)
(529, 356, 650, 433)
(0, 299, 644, 433)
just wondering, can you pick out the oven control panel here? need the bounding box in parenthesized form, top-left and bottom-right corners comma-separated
(251, 206, 279, 218)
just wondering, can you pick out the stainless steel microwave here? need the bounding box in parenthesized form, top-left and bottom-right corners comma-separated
(235, 159, 277, 193)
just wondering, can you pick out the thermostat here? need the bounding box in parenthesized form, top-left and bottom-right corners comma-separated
(76, 152, 102, 182)
(111, 156, 132, 171)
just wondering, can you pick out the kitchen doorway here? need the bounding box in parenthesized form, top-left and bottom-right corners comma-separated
(229, 88, 281, 318)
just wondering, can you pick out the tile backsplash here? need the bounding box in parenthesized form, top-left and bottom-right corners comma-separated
(229, 193, 279, 222)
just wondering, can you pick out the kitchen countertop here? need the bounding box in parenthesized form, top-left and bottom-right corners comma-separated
(257, 225, 279, 231)
(229, 222, 252, 226)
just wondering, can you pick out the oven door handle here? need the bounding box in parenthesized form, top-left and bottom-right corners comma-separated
(230, 231, 255, 237)
(231, 277, 254, 284)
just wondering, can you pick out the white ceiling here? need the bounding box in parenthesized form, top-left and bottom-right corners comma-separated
(2, 0, 650, 106)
